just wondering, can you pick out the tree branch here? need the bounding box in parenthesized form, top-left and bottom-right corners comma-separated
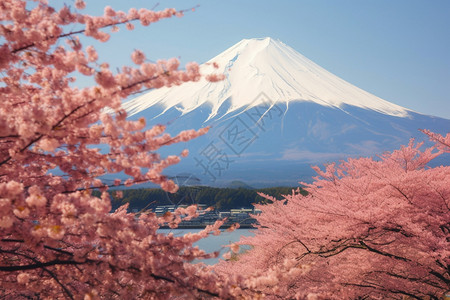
(0, 259, 84, 272)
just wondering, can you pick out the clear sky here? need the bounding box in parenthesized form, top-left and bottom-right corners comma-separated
(83, 0, 450, 119)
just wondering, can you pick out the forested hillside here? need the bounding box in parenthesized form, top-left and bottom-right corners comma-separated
(108, 186, 305, 211)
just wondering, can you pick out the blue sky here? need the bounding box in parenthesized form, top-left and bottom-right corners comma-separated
(83, 0, 450, 119)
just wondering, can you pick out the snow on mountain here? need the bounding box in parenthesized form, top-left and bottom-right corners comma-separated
(120, 37, 449, 186)
(123, 37, 411, 121)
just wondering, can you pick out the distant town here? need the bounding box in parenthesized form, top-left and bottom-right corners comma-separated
(108, 185, 304, 228)
(133, 204, 262, 229)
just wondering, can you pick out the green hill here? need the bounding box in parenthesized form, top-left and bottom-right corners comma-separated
(106, 186, 306, 211)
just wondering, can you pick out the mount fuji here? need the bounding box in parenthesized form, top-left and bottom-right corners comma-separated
(121, 37, 450, 186)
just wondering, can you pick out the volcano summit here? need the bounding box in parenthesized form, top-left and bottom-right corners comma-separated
(122, 38, 450, 186)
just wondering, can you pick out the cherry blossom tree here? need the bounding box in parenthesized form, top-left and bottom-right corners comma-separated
(3, 1, 449, 299)
(0, 1, 241, 298)
(217, 135, 450, 299)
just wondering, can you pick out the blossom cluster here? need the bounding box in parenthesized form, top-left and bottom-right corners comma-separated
(0, 1, 255, 298)
(216, 136, 450, 299)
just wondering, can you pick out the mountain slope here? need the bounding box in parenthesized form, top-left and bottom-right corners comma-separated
(120, 37, 450, 186)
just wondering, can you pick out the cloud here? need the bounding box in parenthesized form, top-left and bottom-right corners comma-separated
(344, 140, 383, 156)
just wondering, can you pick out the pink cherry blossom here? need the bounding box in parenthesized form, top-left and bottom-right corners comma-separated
(230, 243, 240, 253)
(0, 216, 13, 229)
(0, 2, 253, 299)
(216, 138, 450, 299)
(206, 73, 225, 82)
(131, 49, 145, 65)
(75, 0, 86, 10)
(17, 273, 30, 284)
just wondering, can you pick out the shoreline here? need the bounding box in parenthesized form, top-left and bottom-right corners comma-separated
(159, 224, 256, 229)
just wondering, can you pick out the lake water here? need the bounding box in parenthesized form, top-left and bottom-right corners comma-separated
(158, 228, 254, 265)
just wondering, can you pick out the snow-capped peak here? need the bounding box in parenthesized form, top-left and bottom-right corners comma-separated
(123, 37, 411, 120)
